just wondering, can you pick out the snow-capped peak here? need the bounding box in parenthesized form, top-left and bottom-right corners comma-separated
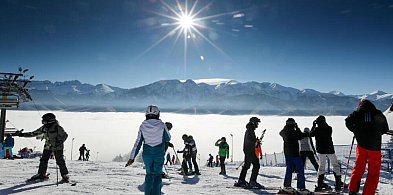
(301, 89, 320, 95)
(187, 78, 236, 86)
(95, 84, 114, 94)
(370, 90, 387, 95)
(329, 91, 345, 96)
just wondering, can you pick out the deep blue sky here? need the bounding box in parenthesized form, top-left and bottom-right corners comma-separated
(1, 0, 392, 95)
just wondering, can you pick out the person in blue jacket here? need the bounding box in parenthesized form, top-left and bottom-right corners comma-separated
(3, 134, 15, 159)
(125, 105, 171, 195)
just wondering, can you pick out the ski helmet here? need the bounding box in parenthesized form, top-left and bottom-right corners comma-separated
(42, 113, 56, 124)
(249, 117, 261, 124)
(165, 122, 173, 130)
(145, 105, 160, 116)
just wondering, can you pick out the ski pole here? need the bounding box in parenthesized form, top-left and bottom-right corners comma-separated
(172, 147, 181, 165)
(172, 147, 184, 172)
(236, 161, 244, 170)
(56, 163, 59, 186)
(342, 136, 355, 191)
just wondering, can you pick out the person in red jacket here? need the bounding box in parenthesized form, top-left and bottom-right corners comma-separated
(345, 99, 389, 195)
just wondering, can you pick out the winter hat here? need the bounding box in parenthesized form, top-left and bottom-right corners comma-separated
(165, 122, 173, 130)
(357, 99, 376, 111)
(304, 127, 310, 133)
(182, 134, 188, 140)
(286, 118, 296, 125)
(221, 137, 226, 141)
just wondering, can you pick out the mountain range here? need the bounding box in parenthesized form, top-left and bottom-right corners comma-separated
(19, 79, 393, 115)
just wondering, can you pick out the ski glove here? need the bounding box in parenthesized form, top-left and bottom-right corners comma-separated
(14, 130, 25, 137)
(125, 159, 134, 167)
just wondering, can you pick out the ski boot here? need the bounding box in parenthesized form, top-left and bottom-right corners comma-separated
(297, 188, 312, 195)
(245, 181, 265, 189)
(61, 175, 70, 183)
(234, 179, 248, 187)
(334, 174, 343, 191)
(27, 173, 49, 182)
(315, 174, 331, 192)
(278, 187, 296, 194)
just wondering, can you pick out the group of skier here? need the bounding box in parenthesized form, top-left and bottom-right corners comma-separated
(278, 116, 343, 194)
(78, 144, 90, 161)
(232, 99, 389, 195)
(7, 99, 391, 195)
(177, 134, 201, 175)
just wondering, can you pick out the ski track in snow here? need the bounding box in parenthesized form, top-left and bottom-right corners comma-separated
(0, 159, 392, 194)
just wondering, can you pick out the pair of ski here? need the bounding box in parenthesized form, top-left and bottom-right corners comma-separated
(230, 181, 281, 192)
(277, 187, 341, 195)
(26, 173, 77, 186)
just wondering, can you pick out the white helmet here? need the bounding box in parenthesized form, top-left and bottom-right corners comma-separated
(145, 105, 160, 116)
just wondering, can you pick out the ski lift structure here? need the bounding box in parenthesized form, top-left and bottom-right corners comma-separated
(0, 68, 34, 144)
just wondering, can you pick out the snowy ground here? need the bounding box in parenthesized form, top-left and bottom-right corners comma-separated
(0, 159, 392, 194)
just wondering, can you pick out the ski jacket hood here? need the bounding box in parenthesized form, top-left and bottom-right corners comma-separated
(139, 119, 167, 147)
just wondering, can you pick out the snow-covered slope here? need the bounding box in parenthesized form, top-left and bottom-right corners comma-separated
(0, 159, 391, 194)
(1, 111, 392, 194)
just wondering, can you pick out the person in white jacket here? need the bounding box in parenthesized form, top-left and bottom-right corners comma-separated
(125, 105, 171, 195)
(298, 128, 319, 171)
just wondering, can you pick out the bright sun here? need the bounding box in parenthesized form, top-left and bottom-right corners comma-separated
(177, 13, 195, 32)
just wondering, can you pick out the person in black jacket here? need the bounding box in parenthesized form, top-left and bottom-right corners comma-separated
(309, 115, 342, 191)
(234, 117, 264, 189)
(345, 99, 389, 195)
(78, 144, 87, 161)
(279, 118, 309, 193)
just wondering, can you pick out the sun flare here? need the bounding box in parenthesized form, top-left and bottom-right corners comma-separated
(178, 14, 195, 32)
(137, 0, 235, 78)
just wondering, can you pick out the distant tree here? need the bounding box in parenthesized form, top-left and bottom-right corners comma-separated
(112, 154, 124, 162)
